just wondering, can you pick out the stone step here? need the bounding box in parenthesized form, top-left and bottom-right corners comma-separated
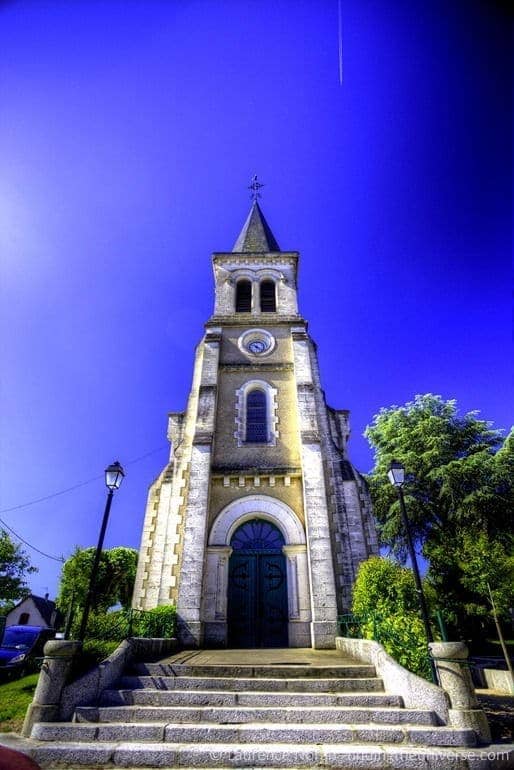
(32, 721, 475, 746)
(98, 686, 387, 710)
(73, 703, 431, 726)
(30, 740, 510, 769)
(119, 674, 383, 693)
(131, 662, 376, 679)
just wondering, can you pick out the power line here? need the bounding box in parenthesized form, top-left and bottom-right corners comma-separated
(0, 445, 168, 515)
(0, 474, 105, 515)
(0, 444, 168, 562)
(0, 516, 65, 563)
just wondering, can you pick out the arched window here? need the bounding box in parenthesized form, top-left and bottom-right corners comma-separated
(246, 389, 267, 442)
(260, 280, 276, 312)
(18, 612, 30, 625)
(235, 280, 252, 312)
(235, 379, 278, 447)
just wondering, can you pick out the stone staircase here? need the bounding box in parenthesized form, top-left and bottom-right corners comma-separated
(20, 650, 510, 768)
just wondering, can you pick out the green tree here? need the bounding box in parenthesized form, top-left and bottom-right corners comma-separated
(351, 556, 432, 679)
(364, 394, 513, 637)
(457, 531, 514, 619)
(0, 530, 37, 612)
(56, 546, 138, 620)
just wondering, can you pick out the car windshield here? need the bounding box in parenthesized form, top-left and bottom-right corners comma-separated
(1, 628, 39, 650)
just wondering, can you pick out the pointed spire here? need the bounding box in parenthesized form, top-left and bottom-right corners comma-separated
(232, 201, 281, 253)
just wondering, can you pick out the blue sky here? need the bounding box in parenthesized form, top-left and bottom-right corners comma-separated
(0, 0, 511, 599)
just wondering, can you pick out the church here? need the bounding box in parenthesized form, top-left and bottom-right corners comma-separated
(132, 189, 378, 649)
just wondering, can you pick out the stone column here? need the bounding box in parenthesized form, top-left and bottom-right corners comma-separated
(175, 332, 220, 647)
(202, 545, 232, 647)
(292, 332, 338, 649)
(22, 640, 82, 737)
(251, 279, 259, 314)
(430, 641, 491, 743)
(301, 441, 339, 648)
(175, 442, 212, 647)
(283, 544, 311, 647)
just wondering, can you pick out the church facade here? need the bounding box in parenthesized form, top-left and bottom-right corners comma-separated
(132, 199, 378, 649)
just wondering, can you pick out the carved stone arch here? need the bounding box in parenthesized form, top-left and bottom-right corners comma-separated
(209, 494, 306, 546)
(232, 268, 258, 281)
(255, 268, 284, 281)
(203, 495, 311, 648)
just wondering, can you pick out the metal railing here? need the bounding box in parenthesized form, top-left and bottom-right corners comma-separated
(338, 612, 434, 682)
(72, 607, 175, 642)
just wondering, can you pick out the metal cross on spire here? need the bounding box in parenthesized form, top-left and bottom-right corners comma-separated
(248, 174, 264, 200)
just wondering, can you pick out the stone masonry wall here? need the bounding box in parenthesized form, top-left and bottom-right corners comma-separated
(306, 336, 378, 612)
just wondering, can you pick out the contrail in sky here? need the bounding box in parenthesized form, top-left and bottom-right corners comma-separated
(338, 0, 343, 85)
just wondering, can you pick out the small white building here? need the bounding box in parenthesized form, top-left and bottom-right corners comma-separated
(5, 594, 60, 629)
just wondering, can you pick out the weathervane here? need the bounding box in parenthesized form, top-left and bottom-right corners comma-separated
(248, 174, 264, 200)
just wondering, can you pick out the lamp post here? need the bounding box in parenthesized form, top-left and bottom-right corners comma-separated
(78, 461, 125, 642)
(387, 460, 438, 684)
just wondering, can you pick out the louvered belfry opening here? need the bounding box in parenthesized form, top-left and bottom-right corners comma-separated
(246, 389, 268, 442)
(260, 280, 276, 312)
(235, 280, 252, 312)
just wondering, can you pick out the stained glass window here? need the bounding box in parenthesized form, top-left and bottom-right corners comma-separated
(230, 519, 285, 550)
(246, 389, 267, 442)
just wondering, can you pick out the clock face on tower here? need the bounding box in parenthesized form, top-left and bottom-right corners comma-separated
(238, 329, 276, 357)
(248, 339, 267, 354)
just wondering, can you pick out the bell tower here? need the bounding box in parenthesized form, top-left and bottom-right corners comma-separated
(132, 185, 378, 648)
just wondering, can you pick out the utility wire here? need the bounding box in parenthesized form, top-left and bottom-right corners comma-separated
(0, 516, 65, 563)
(0, 474, 105, 515)
(0, 445, 168, 515)
(0, 444, 168, 562)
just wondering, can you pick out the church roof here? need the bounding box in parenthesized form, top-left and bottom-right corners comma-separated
(232, 201, 281, 253)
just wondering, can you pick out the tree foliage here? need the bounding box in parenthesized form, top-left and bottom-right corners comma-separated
(56, 546, 138, 617)
(0, 530, 37, 612)
(457, 531, 514, 619)
(351, 556, 432, 679)
(364, 394, 514, 635)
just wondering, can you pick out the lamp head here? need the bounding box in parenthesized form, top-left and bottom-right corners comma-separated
(105, 461, 125, 490)
(387, 460, 405, 487)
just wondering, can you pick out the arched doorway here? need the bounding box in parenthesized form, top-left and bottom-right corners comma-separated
(227, 519, 288, 648)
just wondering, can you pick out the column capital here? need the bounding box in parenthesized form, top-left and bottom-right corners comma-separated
(207, 545, 233, 557)
(282, 544, 307, 556)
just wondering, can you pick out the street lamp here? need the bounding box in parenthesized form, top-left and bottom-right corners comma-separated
(78, 461, 125, 642)
(387, 460, 438, 684)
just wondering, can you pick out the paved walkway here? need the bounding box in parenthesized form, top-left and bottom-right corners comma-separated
(158, 647, 358, 666)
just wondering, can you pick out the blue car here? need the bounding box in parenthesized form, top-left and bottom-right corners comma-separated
(0, 625, 56, 679)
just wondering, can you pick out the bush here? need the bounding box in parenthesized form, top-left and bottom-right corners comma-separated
(132, 605, 176, 638)
(351, 556, 433, 679)
(71, 604, 176, 642)
(82, 639, 119, 661)
(67, 605, 176, 679)
(83, 610, 129, 641)
(360, 612, 431, 680)
(70, 639, 120, 679)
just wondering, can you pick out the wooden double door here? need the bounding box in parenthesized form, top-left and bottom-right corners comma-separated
(227, 550, 288, 648)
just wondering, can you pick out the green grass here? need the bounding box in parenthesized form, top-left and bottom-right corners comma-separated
(0, 673, 38, 733)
